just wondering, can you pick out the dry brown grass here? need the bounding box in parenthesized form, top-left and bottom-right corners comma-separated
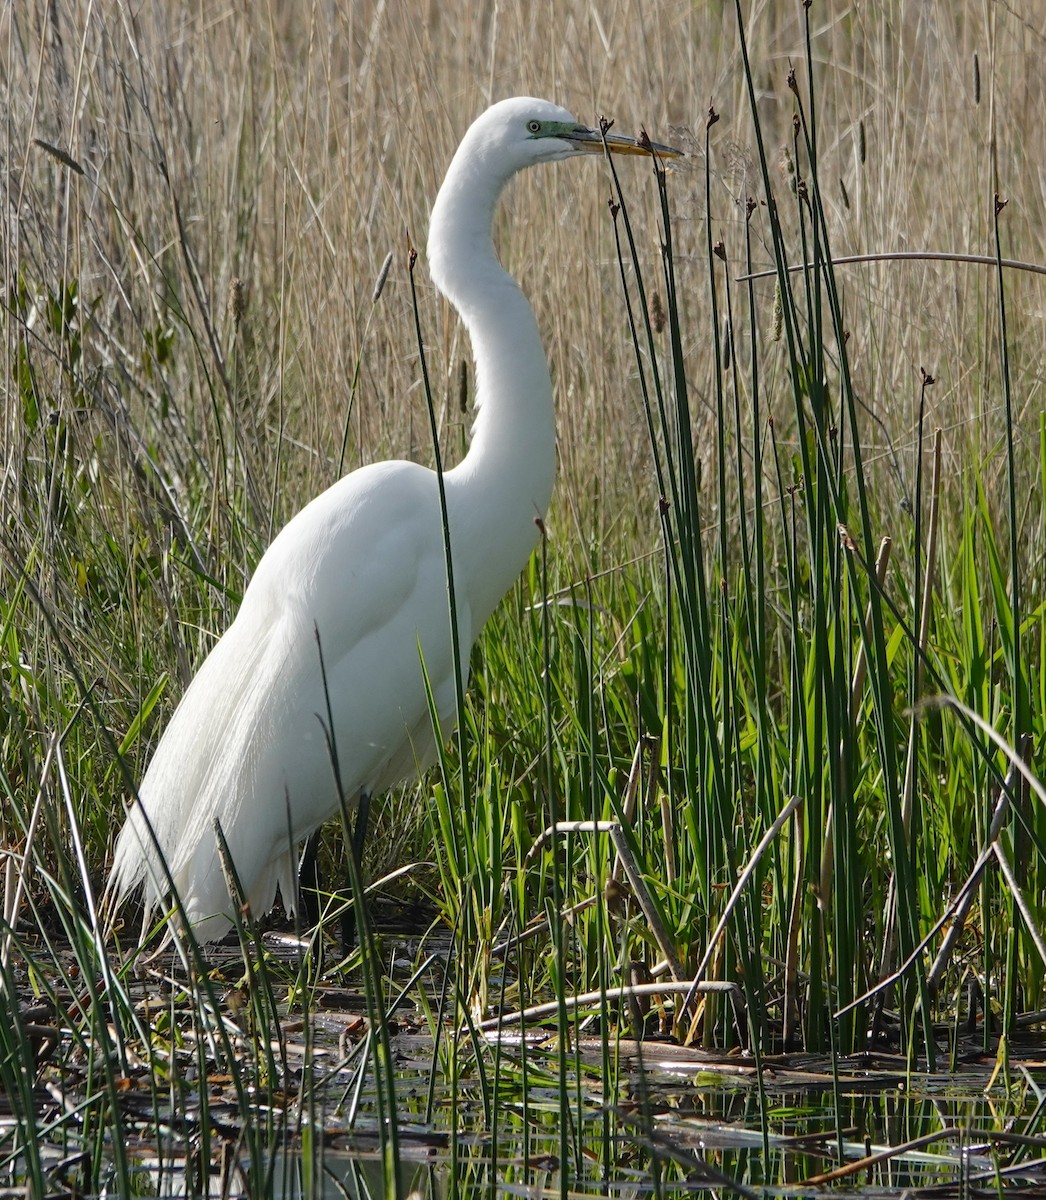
(2, 0, 1044, 853)
(5, 3, 1043, 526)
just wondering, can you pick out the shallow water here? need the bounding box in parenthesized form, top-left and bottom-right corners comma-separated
(9, 929, 1046, 1199)
(112, 1020, 1045, 1200)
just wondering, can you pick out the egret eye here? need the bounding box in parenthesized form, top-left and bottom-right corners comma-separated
(527, 120, 542, 134)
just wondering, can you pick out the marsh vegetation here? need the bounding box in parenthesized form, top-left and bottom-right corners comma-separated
(2, 1, 1045, 1195)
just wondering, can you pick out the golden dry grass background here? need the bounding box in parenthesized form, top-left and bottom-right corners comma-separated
(3, 0, 1044, 673)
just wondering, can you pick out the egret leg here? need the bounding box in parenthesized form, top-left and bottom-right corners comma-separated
(297, 792, 372, 952)
(343, 791, 372, 952)
(298, 832, 323, 932)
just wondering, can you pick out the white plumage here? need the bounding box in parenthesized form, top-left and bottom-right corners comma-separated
(108, 97, 677, 943)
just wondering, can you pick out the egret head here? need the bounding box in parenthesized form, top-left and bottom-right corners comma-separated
(428, 97, 679, 305)
(461, 96, 681, 177)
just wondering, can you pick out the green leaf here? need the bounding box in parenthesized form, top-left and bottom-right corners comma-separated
(115, 674, 169, 758)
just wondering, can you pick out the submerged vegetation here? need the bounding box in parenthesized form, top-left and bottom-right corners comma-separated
(2, 0, 1045, 1195)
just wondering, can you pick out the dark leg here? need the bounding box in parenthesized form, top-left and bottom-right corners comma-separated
(342, 791, 372, 951)
(299, 831, 322, 931)
(297, 793, 373, 953)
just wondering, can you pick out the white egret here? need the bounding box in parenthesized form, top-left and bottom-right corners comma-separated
(108, 97, 679, 944)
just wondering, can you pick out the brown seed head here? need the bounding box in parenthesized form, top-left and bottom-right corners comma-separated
(229, 277, 246, 326)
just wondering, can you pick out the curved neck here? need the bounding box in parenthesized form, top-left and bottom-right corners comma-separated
(427, 141, 556, 621)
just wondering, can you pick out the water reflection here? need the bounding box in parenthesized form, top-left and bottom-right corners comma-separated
(133, 1049, 1030, 1199)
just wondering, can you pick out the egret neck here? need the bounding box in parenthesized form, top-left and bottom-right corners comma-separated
(429, 139, 556, 628)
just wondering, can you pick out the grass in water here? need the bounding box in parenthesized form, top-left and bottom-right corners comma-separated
(2, 1, 1045, 1195)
